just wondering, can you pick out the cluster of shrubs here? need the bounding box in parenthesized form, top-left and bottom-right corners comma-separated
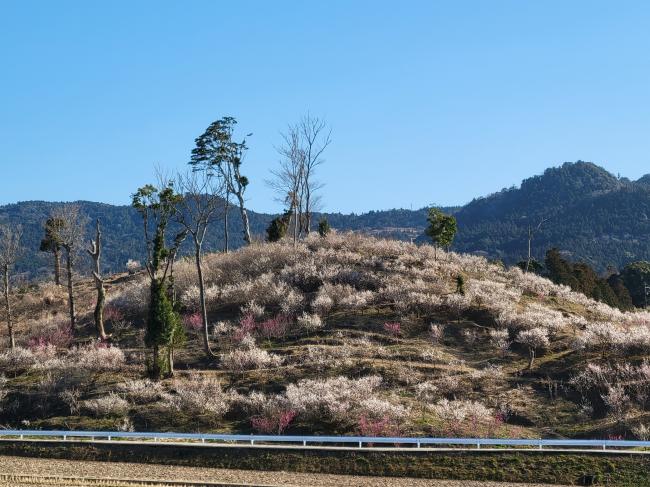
(10, 233, 650, 438)
(0, 343, 126, 375)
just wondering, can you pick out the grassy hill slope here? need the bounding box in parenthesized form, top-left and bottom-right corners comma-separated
(1, 233, 649, 443)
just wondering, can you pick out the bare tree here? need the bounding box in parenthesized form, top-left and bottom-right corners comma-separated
(268, 114, 331, 242)
(524, 217, 549, 273)
(268, 128, 305, 247)
(87, 219, 108, 340)
(0, 224, 22, 349)
(50, 205, 87, 332)
(175, 169, 224, 357)
(298, 114, 331, 234)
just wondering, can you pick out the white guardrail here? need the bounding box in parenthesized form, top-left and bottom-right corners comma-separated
(0, 430, 649, 451)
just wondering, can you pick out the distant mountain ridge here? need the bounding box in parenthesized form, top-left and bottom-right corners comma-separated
(0, 198, 457, 279)
(1, 161, 648, 278)
(451, 161, 650, 270)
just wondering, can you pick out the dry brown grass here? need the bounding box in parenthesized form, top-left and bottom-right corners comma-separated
(2, 233, 650, 441)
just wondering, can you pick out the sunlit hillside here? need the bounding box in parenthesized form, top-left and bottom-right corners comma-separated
(1, 233, 649, 441)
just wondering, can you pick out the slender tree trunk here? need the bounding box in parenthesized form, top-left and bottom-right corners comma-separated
(293, 204, 298, 247)
(234, 192, 251, 244)
(94, 282, 106, 339)
(167, 346, 174, 376)
(53, 247, 61, 286)
(3, 265, 14, 349)
(195, 242, 216, 358)
(89, 220, 107, 340)
(224, 194, 230, 253)
(168, 256, 177, 307)
(151, 343, 160, 379)
(305, 189, 312, 236)
(525, 226, 532, 273)
(528, 348, 535, 369)
(64, 249, 76, 332)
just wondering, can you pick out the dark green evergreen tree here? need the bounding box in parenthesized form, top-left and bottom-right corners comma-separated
(620, 261, 650, 308)
(190, 116, 252, 246)
(426, 208, 457, 259)
(132, 182, 185, 378)
(266, 212, 290, 242)
(39, 218, 64, 286)
(317, 217, 331, 237)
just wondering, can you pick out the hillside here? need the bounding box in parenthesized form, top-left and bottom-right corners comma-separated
(3, 162, 649, 281)
(0, 201, 459, 280)
(1, 233, 649, 444)
(451, 161, 650, 270)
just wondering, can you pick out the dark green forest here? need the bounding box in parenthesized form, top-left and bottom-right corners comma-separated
(2, 161, 649, 281)
(451, 161, 650, 271)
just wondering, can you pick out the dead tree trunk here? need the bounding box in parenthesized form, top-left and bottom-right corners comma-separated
(3, 264, 14, 349)
(223, 193, 230, 253)
(234, 191, 251, 245)
(53, 246, 61, 286)
(87, 219, 108, 340)
(194, 241, 217, 358)
(528, 347, 536, 369)
(64, 247, 76, 332)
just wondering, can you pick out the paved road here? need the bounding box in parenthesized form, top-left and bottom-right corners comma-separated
(0, 456, 567, 487)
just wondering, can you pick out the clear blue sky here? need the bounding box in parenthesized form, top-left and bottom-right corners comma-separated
(1, 1, 649, 213)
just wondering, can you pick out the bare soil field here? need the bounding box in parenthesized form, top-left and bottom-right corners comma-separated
(0, 456, 566, 487)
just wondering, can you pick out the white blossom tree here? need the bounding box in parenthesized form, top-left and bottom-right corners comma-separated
(516, 327, 549, 369)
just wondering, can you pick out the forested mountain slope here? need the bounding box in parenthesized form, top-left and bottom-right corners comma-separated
(0, 201, 454, 279)
(451, 161, 650, 270)
(2, 161, 648, 278)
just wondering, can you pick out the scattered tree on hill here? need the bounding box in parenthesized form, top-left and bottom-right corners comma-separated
(606, 273, 634, 310)
(455, 274, 465, 295)
(296, 115, 331, 234)
(270, 128, 305, 247)
(317, 217, 331, 237)
(50, 205, 87, 332)
(516, 327, 549, 369)
(0, 224, 22, 349)
(132, 180, 186, 378)
(426, 208, 457, 259)
(175, 169, 224, 357)
(269, 115, 331, 241)
(40, 217, 64, 286)
(87, 219, 108, 340)
(524, 217, 548, 273)
(266, 212, 290, 242)
(190, 117, 252, 248)
(619, 261, 650, 308)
